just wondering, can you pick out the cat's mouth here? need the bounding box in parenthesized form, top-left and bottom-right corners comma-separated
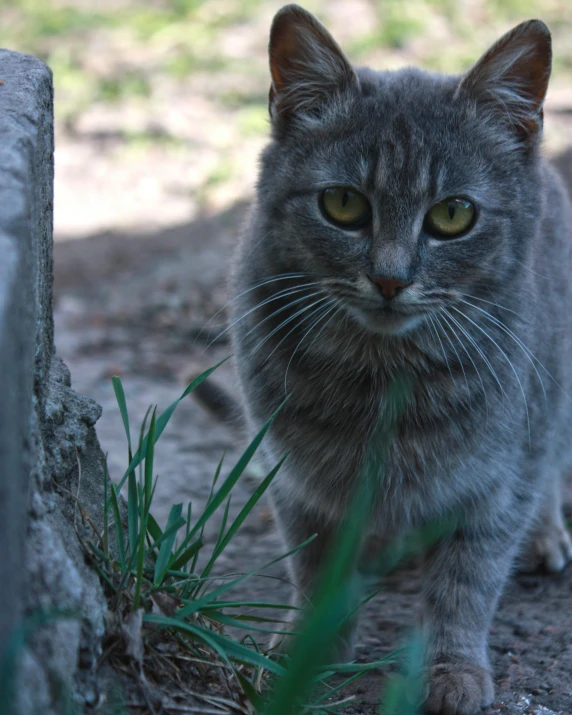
(346, 303, 427, 336)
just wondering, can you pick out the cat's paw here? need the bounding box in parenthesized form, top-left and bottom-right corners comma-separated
(535, 523, 572, 572)
(425, 661, 494, 715)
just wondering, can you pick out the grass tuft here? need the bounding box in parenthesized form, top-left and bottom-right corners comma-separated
(81, 361, 431, 712)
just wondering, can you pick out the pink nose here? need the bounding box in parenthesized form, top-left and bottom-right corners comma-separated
(370, 276, 410, 300)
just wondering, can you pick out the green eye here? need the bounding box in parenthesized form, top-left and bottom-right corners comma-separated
(424, 198, 476, 238)
(321, 187, 371, 228)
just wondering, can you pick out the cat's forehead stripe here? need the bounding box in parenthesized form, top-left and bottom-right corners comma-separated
(371, 136, 434, 199)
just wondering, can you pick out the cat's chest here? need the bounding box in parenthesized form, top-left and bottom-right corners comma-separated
(268, 350, 490, 525)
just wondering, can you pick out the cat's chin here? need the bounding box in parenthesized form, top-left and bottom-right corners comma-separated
(349, 308, 426, 336)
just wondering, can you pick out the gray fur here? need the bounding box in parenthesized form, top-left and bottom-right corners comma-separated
(230, 6, 572, 713)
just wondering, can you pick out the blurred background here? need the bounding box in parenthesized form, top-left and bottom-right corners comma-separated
(2, 0, 571, 521)
(3, 0, 572, 240)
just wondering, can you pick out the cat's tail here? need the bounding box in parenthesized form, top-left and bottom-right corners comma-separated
(190, 376, 241, 427)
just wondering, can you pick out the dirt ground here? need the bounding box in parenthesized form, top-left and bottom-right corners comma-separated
(53, 135, 572, 713)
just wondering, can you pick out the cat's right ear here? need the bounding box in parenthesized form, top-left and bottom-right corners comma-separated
(269, 4, 358, 126)
(456, 19, 552, 147)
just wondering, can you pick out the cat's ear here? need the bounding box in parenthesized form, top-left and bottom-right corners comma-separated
(456, 20, 551, 145)
(268, 4, 358, 124)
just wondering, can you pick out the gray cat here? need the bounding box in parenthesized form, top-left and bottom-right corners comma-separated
(229, 5, 572, 713)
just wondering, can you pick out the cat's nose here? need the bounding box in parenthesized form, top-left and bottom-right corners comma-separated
(369, 276, 410, 300)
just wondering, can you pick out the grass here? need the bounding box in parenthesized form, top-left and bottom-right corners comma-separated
(76, 358, 430, 714)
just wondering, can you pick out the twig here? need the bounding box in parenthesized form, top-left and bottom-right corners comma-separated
(127, 704, 228, 714)
(169, 654, 231, 670)
(75, 448, 83, 530)
(305, 695, 356, 709)
(132, 661, 160, 715)
(52, 476, 104, 546)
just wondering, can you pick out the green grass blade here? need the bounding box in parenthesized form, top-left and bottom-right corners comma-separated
(379, 632, 424, 715)
(90, 560, 118, 595)
(147, 517, 187, 556)
(183, 501, 193, 572)
(127, 469, 138, 558)
(136, 405, 152, 486)
(112, 375, 132, 460)
(209, 452, 224, 495)
(86, 540, 111, 563)
(118, 359, 229, 489)
(185, 502, 192, 538)
(340, 587, 385, 631)
(169, 538, 203, 573)
(190, 454, 225, 576)
(172, 524, 204, 562)
(154, 504, 184, 585)
(313, 671, 364, 705)
(177, 534, 316, 618)
(103, 457, 109, 558)
(203, 495, 231, 578)
(214, 613, 288, 624)
(145, 613, 233, 668)
(205, 611, 299, 636)
(235, 671, 265, 711)
(147, 513, 163, 543)
(144, 409, 156, 509)
(144, 613, 287, 676)
(199, 600, 298, 611)
(216, 497, 231, 550)
(109, 483, 126, 570)
(142, 478, 159, 526)
(242, 633, 262, 652)
(187, 409, 283, 544)
(166, 507, 206, 566)
(133, 483, 148, 610)
(201, 456, 286, 579)
(315, 653, 399, 674)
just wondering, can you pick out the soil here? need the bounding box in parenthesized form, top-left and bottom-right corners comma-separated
(54, 150, 572, 715)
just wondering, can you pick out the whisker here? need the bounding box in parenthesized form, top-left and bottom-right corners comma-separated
(456, 297, 548, 404)
(442, 308, 508, 404)
(283, 301, 340, 394)
(243, 289, 324, 339)
(306, 304, 343, 357)
(251, 296, 331, 360)
(434, 313, 470, 394)
(513, 258, 551, 281)
(197, 272, 313, 341)
(259, 298, 333, 366)
(206, 283, 319, 348)
(428, 315, 455, 385)
(440, 310, 489, 416)
(450, 305, 531, 443)
(456, 292, 519, 316)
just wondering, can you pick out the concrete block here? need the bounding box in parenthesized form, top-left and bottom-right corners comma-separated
(0, 49, 111, 713)
(0, 48, 54, 674)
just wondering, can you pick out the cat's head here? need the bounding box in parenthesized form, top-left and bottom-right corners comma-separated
(255, 4, 552, 336)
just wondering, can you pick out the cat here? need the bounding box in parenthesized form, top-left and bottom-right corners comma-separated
(229, 5, 572, 714)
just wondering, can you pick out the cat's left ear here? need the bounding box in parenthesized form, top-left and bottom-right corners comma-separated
(268, 4, 358, 125)
(456, 19, 551, 146)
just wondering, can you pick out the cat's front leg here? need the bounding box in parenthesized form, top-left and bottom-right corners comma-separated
(270, 490, 360, 662)
(422, 518, 524, 715)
